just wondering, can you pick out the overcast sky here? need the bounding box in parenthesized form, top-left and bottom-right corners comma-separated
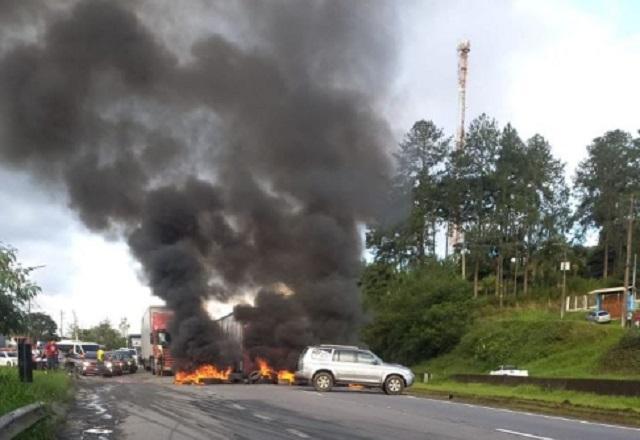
(2, 0, 638, 334)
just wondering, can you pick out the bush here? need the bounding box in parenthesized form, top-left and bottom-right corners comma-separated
(361, 262, 473, 365)
(599, 330, 640, 374)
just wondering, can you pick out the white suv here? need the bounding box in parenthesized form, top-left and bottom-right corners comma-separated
(295, 345, 414, 395)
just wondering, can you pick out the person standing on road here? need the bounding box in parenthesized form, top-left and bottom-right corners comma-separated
(44, 339, 58, 373)
(97, 346, 105, 366)
(157, 343, 164, 377)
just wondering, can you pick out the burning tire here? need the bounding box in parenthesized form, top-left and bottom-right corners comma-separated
(383, 375, 404, 395)
(312, 372, 333, 392)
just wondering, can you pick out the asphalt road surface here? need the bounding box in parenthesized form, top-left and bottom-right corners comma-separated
(58, 372, 640, 440)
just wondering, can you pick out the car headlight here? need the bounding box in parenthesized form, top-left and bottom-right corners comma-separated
(83, 361, 90, 367)
(105, 361, 112, 368)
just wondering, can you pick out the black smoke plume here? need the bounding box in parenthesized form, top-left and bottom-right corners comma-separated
(0, 0, 398, 368)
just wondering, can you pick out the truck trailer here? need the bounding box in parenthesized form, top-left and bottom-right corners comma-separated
(141, 306, 174, 375)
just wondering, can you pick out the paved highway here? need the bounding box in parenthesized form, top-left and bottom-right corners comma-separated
(59, 373, 640, 439)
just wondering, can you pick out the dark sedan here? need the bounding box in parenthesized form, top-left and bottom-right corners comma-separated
(113, 350, 138, 373)
(104, 352, 125, 376)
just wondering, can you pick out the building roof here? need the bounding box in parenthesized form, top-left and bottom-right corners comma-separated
(588, 286, 630, 295)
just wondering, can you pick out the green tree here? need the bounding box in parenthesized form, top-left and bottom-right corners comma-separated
(27, 312, 58, 341)
(520, 134, 570, 294)
(362, 262, 473, 365)
(575, 130, 640, 278)
(447, 114, 501, 296)
(79, 320, 126, 350)
(367, 120, 449, 267)
(0, 245, 41, 335)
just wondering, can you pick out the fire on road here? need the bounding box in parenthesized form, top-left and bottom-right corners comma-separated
(58, 373, 640, 440)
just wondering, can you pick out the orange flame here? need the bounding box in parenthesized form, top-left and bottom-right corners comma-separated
(255, 357, 295, 384)
(175, 364, 232, 385)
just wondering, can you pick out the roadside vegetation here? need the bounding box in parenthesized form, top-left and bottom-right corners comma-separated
(411, 381, 640, 426)
(414, 311, 638, 379)
(0, 367, 72, 416)
(361, 118, 640, 419)
(0, 367, 72, 439)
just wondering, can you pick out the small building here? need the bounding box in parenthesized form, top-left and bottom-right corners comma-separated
(588, 287, 637, 319)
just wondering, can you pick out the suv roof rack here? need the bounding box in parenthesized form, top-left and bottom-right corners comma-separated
(317, 344, 360, 350)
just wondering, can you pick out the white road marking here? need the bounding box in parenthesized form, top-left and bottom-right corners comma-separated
(231, 403, 245, 410)
(253, 413, 272, 421)
(496, 429, 554, 440)
(424, 398, 640, 433)
(286, 428, 311, 438)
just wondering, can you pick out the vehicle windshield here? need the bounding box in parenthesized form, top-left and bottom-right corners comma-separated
(58, 344, 73, 354)
(84, 351, 97, 359)
(116, 351, 132, 359)
(6, 352, 17, 357)
(598, 311, 609, 316)
(158, 331, 171, 346)
(82, 344, 99, 353)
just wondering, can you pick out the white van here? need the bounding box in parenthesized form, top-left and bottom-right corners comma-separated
(57, 340, 100, 357)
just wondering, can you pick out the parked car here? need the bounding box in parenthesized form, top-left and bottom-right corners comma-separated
(489, 365, 529, 376)
(112, 350, 138, 373)
(0, 351, 17, 367)
(295, 344, 414, 395)
(587, 310, 611, 324)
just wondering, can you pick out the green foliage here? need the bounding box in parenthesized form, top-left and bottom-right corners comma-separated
(599, 330, 640, 374)
(362, 262, 473, 365)
(455, 320, 595, 370)
(0, 368, 71, 416)
(0, 245, 42, 335)
(417, 311, 631, 379)
(27, 312, 58, 342)
(78, 319, 126, 349)
(412, 381, 640, 415)
(574, 130, 640, 277)
(367, 120, 449, 267)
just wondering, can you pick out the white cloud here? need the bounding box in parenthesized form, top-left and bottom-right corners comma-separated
(32, 234, 157, 335)
(507, 0, 640, 173)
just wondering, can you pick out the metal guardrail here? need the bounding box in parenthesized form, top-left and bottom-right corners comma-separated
(0, 402, 46, 440)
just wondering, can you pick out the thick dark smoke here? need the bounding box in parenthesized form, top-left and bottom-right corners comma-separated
(0, 0, 398, 369)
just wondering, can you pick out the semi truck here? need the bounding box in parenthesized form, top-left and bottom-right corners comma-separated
(141, 306, 174, 375)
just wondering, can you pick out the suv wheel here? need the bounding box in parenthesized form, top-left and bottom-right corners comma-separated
(313, 372, 333, 392)
(383, 375, 404, 395)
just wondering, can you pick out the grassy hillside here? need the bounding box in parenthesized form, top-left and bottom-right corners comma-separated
(413, 306, 640, 380)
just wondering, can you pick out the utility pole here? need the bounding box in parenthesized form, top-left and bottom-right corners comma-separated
(561, 248, 567, 320)
(72, 310, 79, 340)
(622, 194, 634, 328)
(451, 40, 470, 276)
